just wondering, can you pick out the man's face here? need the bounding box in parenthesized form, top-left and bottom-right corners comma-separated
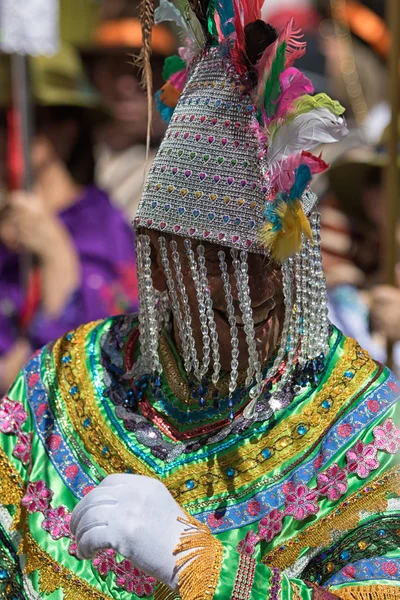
(91, 54, 166, 150)
(151, 233, 284, 373)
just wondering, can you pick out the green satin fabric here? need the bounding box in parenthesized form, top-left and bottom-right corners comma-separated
(0, 318, 399, 600)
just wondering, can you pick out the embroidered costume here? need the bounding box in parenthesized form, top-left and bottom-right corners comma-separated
(0, 1, 399, 599)
(0, 318, 399, 600)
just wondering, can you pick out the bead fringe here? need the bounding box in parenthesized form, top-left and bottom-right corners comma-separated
(175, 514, 223, 600)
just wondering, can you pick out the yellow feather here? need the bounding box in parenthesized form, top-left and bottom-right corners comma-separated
(259, 199, 313, 262)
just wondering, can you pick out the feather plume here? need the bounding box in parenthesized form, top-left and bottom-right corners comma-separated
(269, 151, 329, 191)
(259, 41, 286, 118)
(259, 197, 312, 262)
(274, 68, 314, 118)
(188, 0, 214, 39)
(260, 166, 313, 262)
(232, 0, 246, 67)
(289, 164, 312, 202)
(283, 19, 307, 68)
(292, 93, 346, 118)
(267, 107, 348, 166)
(155, 0, 192, 39)
(215, 0, 235, 38)
(257, 19, 306, 82)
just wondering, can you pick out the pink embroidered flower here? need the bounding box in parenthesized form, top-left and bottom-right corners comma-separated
(207, 513, 224, 529)
(316, 463, 348, 501)
(82, 485, 95, 496)
(342, 566, 356, 579)
(42, 506, 71, 540)
(367, 400, 380, 413)
(68, 539, 80, 559)
(93, 549, 117, 576)
(22, 480, 53, 513)
(338, 424, 353, 438)
(0, 399, 28, 434)
(283, 484, 319, 520)
(36, 403, 47, 418)
(314, 454, 324, 470)
(389, 381, 400, 394)
(28, 373, 39, 388)
(346, 441, 380, 479)
(258, 509, 283, 543)
(282, 482, 296, 495)
(114, 559, 156, 596)
(382, 562, 398, 576)
(237, 530, 258, 556)
(47, 434, 61, 451)
(65, 465, 79, 480)
(12, 431, 32, 465)
(247, 500, 261, 516)
(373, 419, 400, 455)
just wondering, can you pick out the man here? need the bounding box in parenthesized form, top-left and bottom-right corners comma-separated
(0, 3, 399, 600)
(80, 0, 176, 222)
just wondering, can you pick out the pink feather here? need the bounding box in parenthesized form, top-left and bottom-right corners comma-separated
(269, 151, 329, 192)
(274, 68, 314, 118)
(169, 69, 187, 92)
(256, 18, 306, 82)
(283, 19, 307, 68)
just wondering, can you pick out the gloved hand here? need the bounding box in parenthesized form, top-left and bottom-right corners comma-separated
(70, 473, 188, 590)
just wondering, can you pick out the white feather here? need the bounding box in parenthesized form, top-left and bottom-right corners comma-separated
(155, 0, 191, 38)
(267, 108, 348, 167)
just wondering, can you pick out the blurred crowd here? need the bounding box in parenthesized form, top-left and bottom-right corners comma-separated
(0, 0, 399, 392)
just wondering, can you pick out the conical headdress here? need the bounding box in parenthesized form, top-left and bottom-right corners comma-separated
(132, 0, 348, 418)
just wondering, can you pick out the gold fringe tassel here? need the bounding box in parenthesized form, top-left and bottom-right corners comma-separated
(174, 514, 223, 600)
(264, 468, 400, 570)
(21, 533, 112, 600)
(333, 584, 400, 600)
(155, 582, 180, 600)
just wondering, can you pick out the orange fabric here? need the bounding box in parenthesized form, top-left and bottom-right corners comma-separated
(336, 1, 391, 59)
(160, 81, 182, 108)
(95, 19, 176, 56)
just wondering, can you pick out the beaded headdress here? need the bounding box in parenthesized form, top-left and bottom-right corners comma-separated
(133, 0, 348, 417)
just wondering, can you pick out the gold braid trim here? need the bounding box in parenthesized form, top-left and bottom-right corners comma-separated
(0, 446, 25, 529)
(263, 468, 400, 570)
(155, 583, 180, 600)
(332, 584, 400, 600)
(21, 533, 113, 600)
(174, 515, 223, 600)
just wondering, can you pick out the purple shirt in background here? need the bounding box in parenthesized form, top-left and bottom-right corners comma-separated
(0, 185, 138, 355)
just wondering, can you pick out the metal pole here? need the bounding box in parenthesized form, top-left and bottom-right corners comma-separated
(385, 0, 400, 371)
(11, 54, 34, 191)
(10, 54, 34, 315)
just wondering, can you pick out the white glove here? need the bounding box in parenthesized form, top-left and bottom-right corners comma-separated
(70, 474, 187, 590)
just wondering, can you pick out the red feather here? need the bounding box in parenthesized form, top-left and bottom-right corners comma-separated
(243, 0, 264, 25)
(232, 0, 246, 70)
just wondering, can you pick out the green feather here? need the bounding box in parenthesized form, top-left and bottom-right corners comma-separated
(162, 55, 187, 82)
(262, 42, 287, 118)
(206, 0, 218, 40)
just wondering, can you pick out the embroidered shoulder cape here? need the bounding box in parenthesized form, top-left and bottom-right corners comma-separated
(0, 315, 399, 600)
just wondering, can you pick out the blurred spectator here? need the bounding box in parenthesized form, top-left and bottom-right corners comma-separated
(321, 137, 400, 369)
(0, 45, 139, 392)
(80, 0, 176, 222)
